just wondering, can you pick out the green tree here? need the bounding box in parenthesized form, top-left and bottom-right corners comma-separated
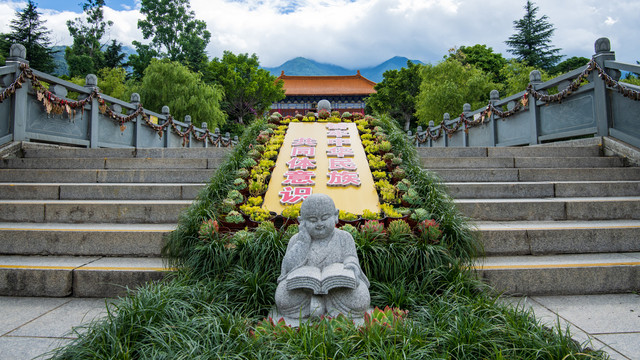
(505, 0, 561, 71)
(137, 59, 225, 130)
(126, 41, 159, 80)
(0, 36, 10, 65)
(65, 0, 113, 76)
(97, 67, 128, 100)
(415, 58, 499, 126)
(205, 51, 284, 131)
(621, 61, 640, 86)
(499, 59, 551, 97)
(366, 61, 421, 131)
(449, 44, 507, 83)
(550, 56, 590, 75)
(103, 39, 126, 69)
(3, 0, 56, 73)
(138, 0, 211, 73)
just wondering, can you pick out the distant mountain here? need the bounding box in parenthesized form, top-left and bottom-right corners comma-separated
(262, 56, 423, 83)
(50, 45, 136, 77)
(51, 46, 68, 76)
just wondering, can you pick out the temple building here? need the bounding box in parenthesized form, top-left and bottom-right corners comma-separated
(270, 71, 376, 116)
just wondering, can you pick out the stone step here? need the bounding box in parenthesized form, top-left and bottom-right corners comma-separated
(416, 145, 601, 158)
(0, 223, 171, 256)
(476, 220, 640, 255)
(0, 157, 225, 169)
(431, 167, 640, 182)
(474, 252, 640, 295)
(0, 183, 204, 200)
(445, 181, 640, 199)
(0, 169, 216, 183)
(0, 255, 168, 297)
(455, 197, 640, 221)
(0, 200, 191, 223)
(488, 145, 602, 158)
(421, 156, 623, 169)
(20, 145, 231, 159)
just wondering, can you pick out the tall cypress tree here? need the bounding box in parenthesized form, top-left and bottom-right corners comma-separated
(505, 0, 561, 71)
(5, 0, 56, 73)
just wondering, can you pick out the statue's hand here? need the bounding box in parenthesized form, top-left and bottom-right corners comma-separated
(344, 262, 361, 285)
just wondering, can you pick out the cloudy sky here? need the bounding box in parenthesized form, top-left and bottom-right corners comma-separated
(0, 0, 637, 69)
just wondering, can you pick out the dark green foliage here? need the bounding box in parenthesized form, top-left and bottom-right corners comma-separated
(3, 0, 56, 73)
(449, 44, 508, 83)
(138, 0, 210, 73)
(126, 41, 159, 80)
(365, 61, 421, 131)
(102, 39, 126, 69)
(0, 35, 9, 66)
(205, 51, 285, 129)
(505, 0, 562, 71)
(550, 56, 590, 75)
(49, 117, 604, 359)
(65, 0, 113, 77)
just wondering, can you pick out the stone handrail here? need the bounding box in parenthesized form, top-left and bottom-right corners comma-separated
(412, 38, 640, 149)
(0, 44, 237, 149)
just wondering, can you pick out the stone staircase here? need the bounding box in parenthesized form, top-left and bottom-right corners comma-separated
(0, 143, 228, 297)
(1, 141, 638, 297)
(417, 145, 640, 295)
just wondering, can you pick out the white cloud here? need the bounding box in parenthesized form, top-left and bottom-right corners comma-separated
(1, 0, 638, 68)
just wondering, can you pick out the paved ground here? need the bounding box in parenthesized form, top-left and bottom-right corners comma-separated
(0, 294, 638, 359)
(500, 294, 640, 360)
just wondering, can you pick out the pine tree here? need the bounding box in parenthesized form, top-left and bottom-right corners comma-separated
(5, 0, 56, 73)
(505, 0, 561, 71)
(103, 39, 126, 69)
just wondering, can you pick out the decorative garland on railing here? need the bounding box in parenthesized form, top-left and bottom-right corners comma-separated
(415, 57, 640, 143)
(0, 63, 235, 147)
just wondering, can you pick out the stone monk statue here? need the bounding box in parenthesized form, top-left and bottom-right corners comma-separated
(275, 194, 370, 321)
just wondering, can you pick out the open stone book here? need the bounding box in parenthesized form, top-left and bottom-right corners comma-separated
(286, 263, 357, 295)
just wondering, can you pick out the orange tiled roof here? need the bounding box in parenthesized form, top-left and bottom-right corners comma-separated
(278, 70, 376, 96)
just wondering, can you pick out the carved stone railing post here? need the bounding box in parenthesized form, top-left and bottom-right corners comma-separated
(6, 44, 28, 142)
(462, 103, 471, 147)
(201, 122, 208, 148)
(442, 113, 450, 147)
(214, 128, 221, 147)
(183, 115, 192, 148)
(489, 90, 499, 146)
(161, 106, 170, 148)
(428, 122, 435, 147)
(528, 70, 542, 145)
(592, 37, 615, 137)
(130, 93, 142, 147)
(84, 74, 100, 148)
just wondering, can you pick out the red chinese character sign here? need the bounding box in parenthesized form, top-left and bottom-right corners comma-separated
(286, 157, 317, 170)
(327, 171, 361, 187)
(279, 186, 313, 205)
(263, 123, 380, 214)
